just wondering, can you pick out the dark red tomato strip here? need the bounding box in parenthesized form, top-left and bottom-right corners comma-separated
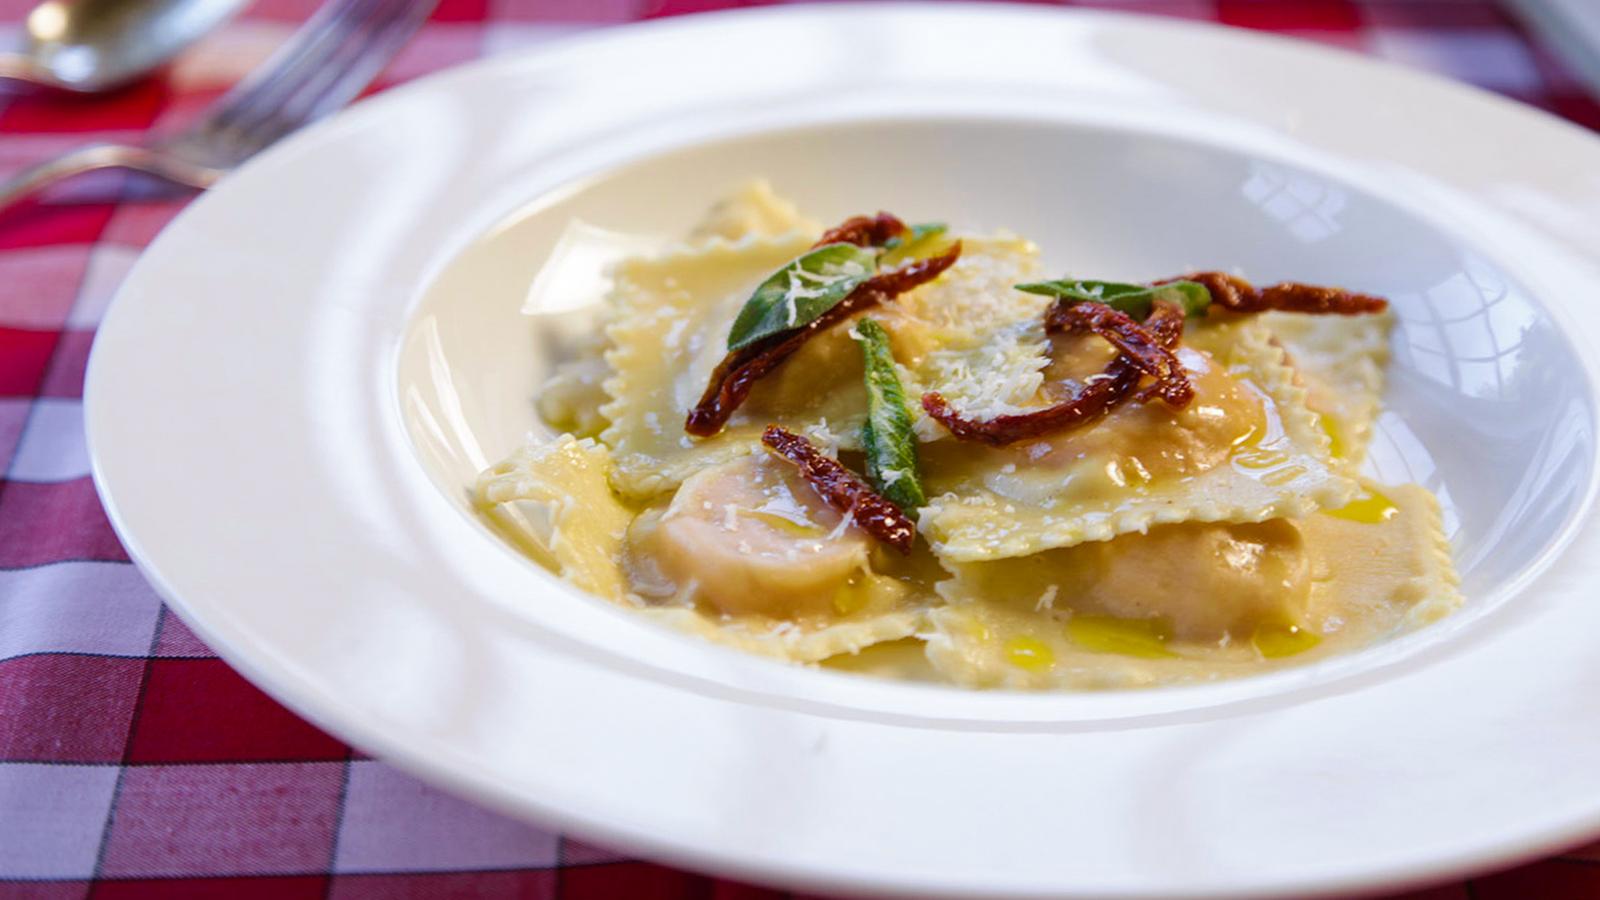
(922, 301, 1187, 446)
(761, 425, 916, 554)
(685, 241, 962, 437)
(866, 247, 961, 295)
(1139, 300, 1187, 346)
(813, 212, 909, 249)
(1051, 301, 1193, 408)
(1167, 271, 1388, 315)
(1128, 303, 1187, 404)
(922, 366, 1139, 447)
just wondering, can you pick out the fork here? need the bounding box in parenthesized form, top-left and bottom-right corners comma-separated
(0, 0, 438, 212)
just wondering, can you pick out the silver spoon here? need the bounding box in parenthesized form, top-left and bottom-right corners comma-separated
(0, 0, 247, 93)
(0, 0, 437, 212)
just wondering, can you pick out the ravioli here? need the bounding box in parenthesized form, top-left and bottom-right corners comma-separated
(687, 178, 820, 243)
(478, 439, 925, 662)
(623, 452, 930, 662)
(599, 233, 1043, 501)
(536, 331, 611, 440)
(643, 607, 923, 663)
(475, 436, 634, 602)
(1301, 481, 1461, 630)
(885, 235, 1048, 438)
(925, 481, 1459, 689)
(919, 317, 1357, 562)
(1260, 309, 1393, 465)
(599, 233, 867, 500)
(479, 188, 1461, 689)
(536, 181, 823, 444)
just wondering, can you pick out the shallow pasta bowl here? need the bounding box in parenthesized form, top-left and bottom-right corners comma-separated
(86, 4, 1600, 898)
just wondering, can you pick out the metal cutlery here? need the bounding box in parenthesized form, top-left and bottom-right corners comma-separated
(0, 0, 437, 213)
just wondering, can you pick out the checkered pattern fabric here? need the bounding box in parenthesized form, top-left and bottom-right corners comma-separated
(1, 0, 1597, 897)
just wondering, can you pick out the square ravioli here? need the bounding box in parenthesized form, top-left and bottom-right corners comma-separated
(476, 435, 636, 603)
(600, 233, 853, 500)
(534, 180, 820, 444)
(1260, 309, 1393, 466)
(919, 316, 1358, 562)
(925, 481, 1460, 689)
(477, 438, 926, 663)
(685, 177, 820, 244)
(599, 232, 1042, 500)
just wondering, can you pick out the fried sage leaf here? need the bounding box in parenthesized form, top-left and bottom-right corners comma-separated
(727, 242, 879, 351)
(880, 222, 948, 267)
(687, 242, 962, 438)
(853, 318, 926, 512)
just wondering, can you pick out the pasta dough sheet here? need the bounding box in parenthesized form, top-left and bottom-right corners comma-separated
(1260, 309, 1393, 466)
(920, 317, 1356, 562)
(478, 438, 929, 662)
(924, 481, 1459, 689)
(599, 233, 858, 500)
(687, 178, 820, 244)
(475, 435, 634, 602)
(600, 233, 1045, 501)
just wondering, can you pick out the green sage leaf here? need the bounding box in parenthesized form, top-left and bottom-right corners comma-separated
(727, 242, 879, 351)
(853, 318, 926, 513)
(880, 222, 948, 267)
(1015, 278, 1211, 320)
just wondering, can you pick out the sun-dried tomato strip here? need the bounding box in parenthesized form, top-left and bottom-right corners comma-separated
(1046, 301, 1193, 408)
(865, 247, 961, 295)
(1167, 272, 1388, 315)
(685, 242, 962, 437)
(813, 212, 909, 250)
(1129, 302, 1188, 404)
(1141, 300, 1186, 346)
(1259, 282, 1389, 314)
(761, 426, 916, 554)
(922, 301, 1187, 446)
(922, 367, 1138, 447)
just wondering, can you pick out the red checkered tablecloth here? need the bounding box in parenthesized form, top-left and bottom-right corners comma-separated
(2, 1, 1598, 897)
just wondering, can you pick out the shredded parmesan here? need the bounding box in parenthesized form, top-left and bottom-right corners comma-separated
(825, 506, 858, 542)
(916, 320, 1051, 422)
(805, 418, 846, 453)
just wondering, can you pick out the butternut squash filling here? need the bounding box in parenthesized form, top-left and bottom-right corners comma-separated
(926, 483, 1451, 689)
(923, 337, 1270, 509)
(625, 454, 906, 620)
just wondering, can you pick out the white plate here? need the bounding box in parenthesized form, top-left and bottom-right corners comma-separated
(87, 5, 1600, 898)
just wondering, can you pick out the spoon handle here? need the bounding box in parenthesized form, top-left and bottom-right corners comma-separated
(0, 143, 222, 214)
(0, 52, 51, 90)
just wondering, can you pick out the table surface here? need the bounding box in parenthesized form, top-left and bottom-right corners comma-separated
(2, 1, 1598, 897)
